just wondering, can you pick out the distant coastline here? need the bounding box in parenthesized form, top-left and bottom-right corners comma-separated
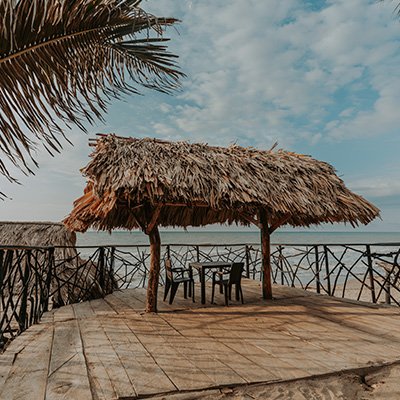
(77, 230, 400, 247)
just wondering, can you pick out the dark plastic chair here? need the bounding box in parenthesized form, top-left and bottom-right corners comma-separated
(211, 262, 244, 306)
(163, 259, 195, 304)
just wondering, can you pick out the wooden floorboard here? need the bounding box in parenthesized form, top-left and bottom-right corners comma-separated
(46, 314, 92, 400)
(0, 324, 54, 400)
(74, 303, 136, 400)
(2, 280, 400, 399)
(101, 316, 177, 396)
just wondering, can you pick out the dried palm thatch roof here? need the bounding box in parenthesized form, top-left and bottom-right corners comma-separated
(64, 134, 379, 233)
(0, 221, 76, 248)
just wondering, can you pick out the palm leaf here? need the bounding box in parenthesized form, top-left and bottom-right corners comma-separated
(0, 0, 183, 184)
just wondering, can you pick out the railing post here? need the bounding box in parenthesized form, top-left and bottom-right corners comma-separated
(196, 245, 200, 262)
(19, 250, 31, 333)
(110, 246, 115, 291)
(385, 268, 391, 305)
(166, 244, 171, 260)
(245, 245, 250, 278)
(315, 246, 321, 294)
(324, 246, 331, 296)
(366, 245, 376, 303)
(98, 247, 105, 293)
(43, 247, 54, 312)
(0, 249, 4, 301)
(278, 246, 284, 285)
(0, 249, 4, 346)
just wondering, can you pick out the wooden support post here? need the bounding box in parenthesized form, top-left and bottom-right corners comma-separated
(245, 245, 250, 278)
(385, 268, 391, 305)
(196, 245, 200, 262)
(259, 208, 272, 300)
(43, 247, 54, 312)
(278, 246, 284, 285)
(366, 245, 376, 304)
(98, 247, 105, 293)
(324, 245, 331, 296)
(315, 246, 321, 294)
(19, 250, 31, 332)
(146, 225, 161, 313)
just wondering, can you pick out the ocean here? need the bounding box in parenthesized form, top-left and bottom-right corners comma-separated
(76, 230, 400, 247)
(75, 230, 400, 301)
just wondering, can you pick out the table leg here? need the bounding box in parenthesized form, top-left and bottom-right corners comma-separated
(201, 267, 206, 304)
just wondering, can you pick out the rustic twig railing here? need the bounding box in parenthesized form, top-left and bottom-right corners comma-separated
(0, 245, 116, 348)
(1, 242, 400, 349)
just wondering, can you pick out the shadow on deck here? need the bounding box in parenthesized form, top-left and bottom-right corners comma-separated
(2, 279, 400, 399)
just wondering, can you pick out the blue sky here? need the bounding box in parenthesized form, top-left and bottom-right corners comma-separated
(1, 0, 400, 231)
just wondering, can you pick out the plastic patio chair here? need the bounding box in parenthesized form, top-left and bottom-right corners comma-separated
(163, 259, 195, 304)
(211, 262, 244, 306)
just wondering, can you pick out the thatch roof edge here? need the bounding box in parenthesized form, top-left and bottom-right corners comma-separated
(64, 134, 380, 232)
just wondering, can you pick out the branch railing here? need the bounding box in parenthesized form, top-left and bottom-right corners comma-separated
(1, 242, 400, 348)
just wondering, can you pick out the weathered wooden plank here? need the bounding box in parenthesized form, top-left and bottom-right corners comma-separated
(146, 313, 247, 386)
(2, 321, 49, 355)
(75, 307, 136, 400)
(162, 312, 292, 382)
(125, 314, 215, 391)
(72, 301, 96, 319)
(90, 298, 116, 316)
(103, 293, 138, 314)
(277, 296, 400, 353)
(46, 318, 92, 400)
(0, 321, 52, 388)
(184, 312, 309, 381)
(53, 304, 75, 322)
(100, 316, 177, 396)
(40, 309, 56, 324)
(0, 324, 53, 400)
(0, 353, 15, 389)
(112, 289, 146, 312)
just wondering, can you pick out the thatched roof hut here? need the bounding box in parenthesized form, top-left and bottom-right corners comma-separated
(0, 221, 113, 306)
(0, 221, 76, 247)
(64, 134, 380, 311)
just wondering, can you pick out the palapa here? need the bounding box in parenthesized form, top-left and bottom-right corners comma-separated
(64, 134, 380, 311)
(0, 221, 114, 306)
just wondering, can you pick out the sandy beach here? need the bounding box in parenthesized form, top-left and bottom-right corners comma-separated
(147, 362, 400, 400)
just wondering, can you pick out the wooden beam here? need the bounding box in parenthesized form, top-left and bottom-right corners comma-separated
(259, 208, 272, 300)
(269, 215, 291, 233)
(146, 225, 161, 313)
(131, 212, 146, 232)
(155, 202, 210, 208)
(145, 205, 162, 235)
(239, 213, 261, 229)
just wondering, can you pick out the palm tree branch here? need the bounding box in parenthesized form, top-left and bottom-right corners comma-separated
(0, 0, 183, 187)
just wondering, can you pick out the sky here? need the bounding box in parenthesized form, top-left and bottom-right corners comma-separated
(1, 0, 400, 232)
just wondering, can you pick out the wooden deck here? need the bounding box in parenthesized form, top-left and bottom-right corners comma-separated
(2, 279, 400, 399)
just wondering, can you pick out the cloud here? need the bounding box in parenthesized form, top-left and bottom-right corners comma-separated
(350, 178, 400, 198)
(146, 0, 400, 147)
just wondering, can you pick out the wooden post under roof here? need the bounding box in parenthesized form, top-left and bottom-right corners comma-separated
(146, 225, 161, 312)
(259, 208, 272, 300)
(144, 203, 162, 313)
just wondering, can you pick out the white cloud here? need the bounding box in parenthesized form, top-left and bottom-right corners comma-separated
(350, 178, 400, 198)
(147, 0, 400, 147)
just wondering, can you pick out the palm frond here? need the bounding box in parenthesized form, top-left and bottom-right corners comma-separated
(0, 0, 184, 183)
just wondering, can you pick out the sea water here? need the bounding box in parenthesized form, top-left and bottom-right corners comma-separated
(77, 230, 400, 247)
(75, 230, 400, 296)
